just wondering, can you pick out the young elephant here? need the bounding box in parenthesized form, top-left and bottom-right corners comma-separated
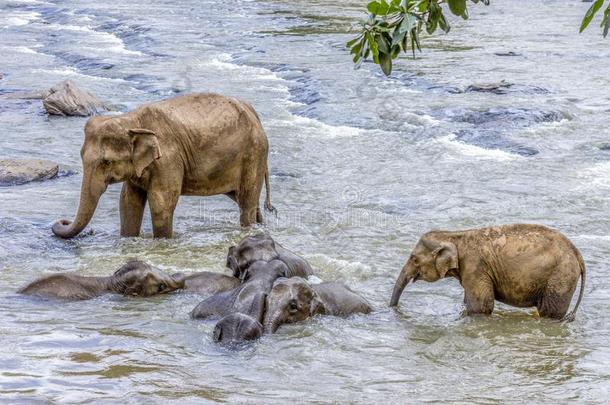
(390, 224, 586, 320)
(177, 272, 240, 295)
(19, 260, 184, 300)
(213, 313, 264, 344)
(226, 234, 313, 279)
(263, 277, 372, 333)
(190, 260, 289, 321)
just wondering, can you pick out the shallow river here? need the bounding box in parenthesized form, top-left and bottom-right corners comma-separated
(1, 0, 609, 402)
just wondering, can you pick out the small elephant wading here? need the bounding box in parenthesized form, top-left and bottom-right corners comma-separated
(390, 224, 586, 320)
(52, 93, 274, 239)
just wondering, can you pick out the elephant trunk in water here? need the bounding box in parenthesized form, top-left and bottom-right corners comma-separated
(389, 262, 418, 307)
(52, 171, 107, 238)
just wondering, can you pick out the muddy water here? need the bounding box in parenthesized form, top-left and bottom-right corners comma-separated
(0, 0, 609, 402)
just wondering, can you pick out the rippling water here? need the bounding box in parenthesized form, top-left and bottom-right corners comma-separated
(1, 0, 609, 402)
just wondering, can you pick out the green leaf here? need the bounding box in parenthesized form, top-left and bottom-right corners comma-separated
(346, 35, 362, 48)
(379, 52, 393, 76)
(580, 0, 605, 33)
(392, 25, 407, 47)
(350, 39, 363, 56)
(398, 13, 418, 33)
(368, 0, 390, 15)
(602, 5, 610, 37)
(376, 33, 391, 54)
(448, 0, 467, 19)
(367, 1, 381, 14)
(367, 32, 380, 63)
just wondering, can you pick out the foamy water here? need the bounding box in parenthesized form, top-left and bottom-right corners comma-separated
(0, 0, 609, 402)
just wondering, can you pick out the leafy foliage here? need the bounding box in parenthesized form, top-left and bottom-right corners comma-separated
(348, 1, 610, 77)
(347, 0, 489, 76)
(580, 0, 610, 38)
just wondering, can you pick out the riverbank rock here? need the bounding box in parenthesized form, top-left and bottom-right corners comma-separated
(0, 158, 59, 186)
(465, 80, 513, 94)
(42, 80, 106, 116)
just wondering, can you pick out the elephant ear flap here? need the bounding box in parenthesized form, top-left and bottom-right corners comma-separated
(434, 242, 458, 278)
(128, 128, 162, 177)
(310, 293, 326, 316)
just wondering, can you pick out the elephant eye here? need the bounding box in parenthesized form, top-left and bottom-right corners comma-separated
(158, 283, 166, 292)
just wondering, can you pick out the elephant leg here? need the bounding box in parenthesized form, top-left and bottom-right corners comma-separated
(537, 268, 576, 319)
(462, 275, 495, 315)
(237, 181, 262, 227)
(226, 190, 261, 224)
(148, 189, 180, 238)
(120, 182, 147, 237)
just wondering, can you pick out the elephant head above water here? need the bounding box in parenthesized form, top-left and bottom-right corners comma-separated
(263, 277, 371, 333)
(52, 116, 162, 239)
(19, 260, 185, 300)
(226, 234, 313, 280)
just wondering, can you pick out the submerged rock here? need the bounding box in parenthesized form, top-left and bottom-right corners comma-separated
(494, 51, 521, 57)
(599, 143, 610, 151)
(0, 158, 59, 186)
(465, 80, 513, 94)
(455, 130, 539, 157)
(42, 80, 106, 116)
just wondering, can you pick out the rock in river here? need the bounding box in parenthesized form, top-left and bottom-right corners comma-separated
(0, 158, 59, 186)
(42, 80, 106, 116)
(465, 80, 513, 94)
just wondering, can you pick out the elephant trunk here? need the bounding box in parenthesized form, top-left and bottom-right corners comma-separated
(262, 305, 281, 333)
(389, 262, 417, 307)
(52, 171, 106, 239)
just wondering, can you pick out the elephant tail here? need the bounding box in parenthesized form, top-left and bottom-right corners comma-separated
(264, 165, 276, 214)
(562, 245, 586, 323)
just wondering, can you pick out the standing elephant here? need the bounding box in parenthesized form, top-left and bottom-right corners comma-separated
(390, 224, 586, 321)
(263, 277, 372, 333)
(52, 93, 274, 239)
(226, 234, 313, 279)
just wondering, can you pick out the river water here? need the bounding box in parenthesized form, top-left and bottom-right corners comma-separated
(0, 0, 609, 402)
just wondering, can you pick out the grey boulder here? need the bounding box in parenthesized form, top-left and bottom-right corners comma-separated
(42, 80, 106, 116)
(0, 158, 59, 186)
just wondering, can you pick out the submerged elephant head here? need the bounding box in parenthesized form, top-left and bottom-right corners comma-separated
(110, 260, 184, 297)
(52, 116, 162, 238)
(263, 277, 325, 333)
(226, 234, 279, 278)
(390, 234, 458, 306)
(213, 313, 264, 344)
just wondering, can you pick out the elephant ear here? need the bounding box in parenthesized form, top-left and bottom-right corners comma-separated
(128, 128, 162, 177)
(433, 242, 458, 279)
(309, 292, 326, 316)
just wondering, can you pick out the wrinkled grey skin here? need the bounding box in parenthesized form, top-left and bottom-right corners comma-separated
(226, 234, 313, 279)
(263, 277, 372, 333)
(213, 313, 263, 344)
(172, 271, 240, 295)
(19, 260, 184, 300)
(390, 224, 586, 321)
(190, 260, 289, 321)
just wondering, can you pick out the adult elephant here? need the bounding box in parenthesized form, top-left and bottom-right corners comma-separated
(52, 93, 274, 239)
